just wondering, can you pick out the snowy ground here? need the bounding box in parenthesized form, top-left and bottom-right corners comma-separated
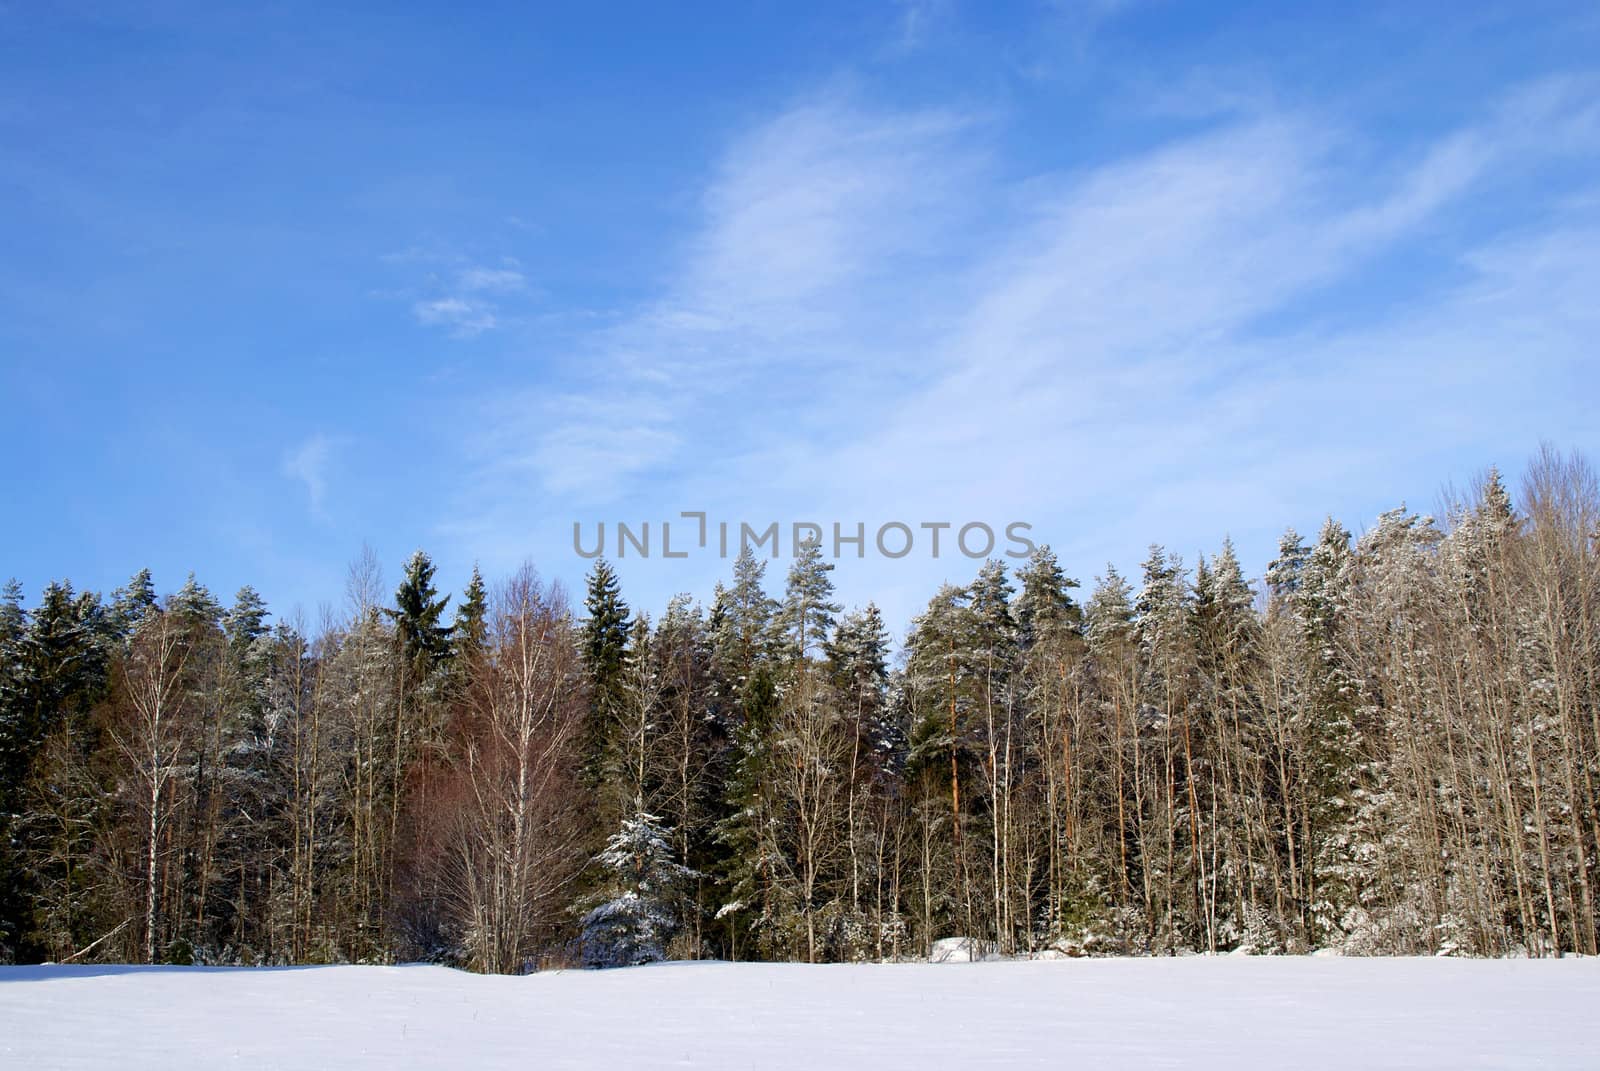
(3, 957, 1596, 1069)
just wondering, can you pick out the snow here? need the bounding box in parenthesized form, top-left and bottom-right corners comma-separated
(3, 957, 1597, 1069)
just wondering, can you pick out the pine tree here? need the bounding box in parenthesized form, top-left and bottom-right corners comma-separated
(1014, 545, 1081, 650)
(967, 561, 1027, 951)
(1083, 567, 1145, 940)
(778, 538, 841, 664)
(903, 583, 984, 946)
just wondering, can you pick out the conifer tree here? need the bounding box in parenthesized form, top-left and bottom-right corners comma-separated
(7, 581, 112, 961)
(650, 595, 718, 952)
(1083, 567, 1145, 941)
(1014, 545, 1081, 649)
(0, 579, 29, 779)
(169, 573, 223, 629)
(706, 548, 787, 955)
(1194, 538, 1256, 674)
(1294, 516, 1363, 943)
(827, 604, 894, 759)
(383, 550, 455, 890)
(581, 809, 695, 967)
(13, 581, 106, 775)
(223, 586, 270, 660)
(579, 559, 631, 790)
(1085, 567, 1135, 650)
(1265, 528, 1310, 603)
(389, 551, 453, 684)
(711, 546, 779, 704)
(0, 580, 29, 958)
(778, 538, 841, 664)
(452, 565, 489, 662)
(903, 583, 983, 946)
(108, 569, 158, 638)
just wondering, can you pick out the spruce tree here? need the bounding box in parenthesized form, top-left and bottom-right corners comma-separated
(0, 579, 27, 756)
(1265, 528, 1310, 603)
(388, 551, 453, 685)
(452, 565, 488, 662)
(827, 604, 894, 758)
(968, 560, 1020, 698)
(169, 573, 223, 629)
(712, 659, 781, 960)
(1085, 566, 1135, 651)
(0, 580, 28, 958)
(222, 586, 273, 712)
(1293, 516, 1362, 943)
(7, 581, 108, 961)
(1194, 538, 1256, 678)
(14, 581, 106, 766)
(710, 550, 781, 958)
(711, 546, 779, 705)
(1133, 546, 1190, 672)
(108, 569, 157, 638)
(223, 586, 270, 658)
(580, 809, 695, 967)
(580, 559, 631, 789)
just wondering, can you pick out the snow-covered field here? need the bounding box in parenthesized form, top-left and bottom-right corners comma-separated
(3, 957, 1596, 1069)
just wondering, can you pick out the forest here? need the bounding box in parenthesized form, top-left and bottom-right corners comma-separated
(1, 448, 1597, 970)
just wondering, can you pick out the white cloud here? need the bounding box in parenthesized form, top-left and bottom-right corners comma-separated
(282, 434, 334, 516)
(891, 0, 950, 52)
(445, 74, 1600, 629)
(395, 256, 531, 335)
(413, 296, 497, 335)
(452, 97, 983, 509)
(458, 266, 526, 293)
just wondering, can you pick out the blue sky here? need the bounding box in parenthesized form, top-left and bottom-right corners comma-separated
(3, 0, 1598, 635)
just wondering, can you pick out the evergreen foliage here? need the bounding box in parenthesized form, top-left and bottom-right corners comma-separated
(1, 452, 1599, 968)
(581, 809, 695, 967)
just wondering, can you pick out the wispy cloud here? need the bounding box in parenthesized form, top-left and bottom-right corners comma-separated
(394, 255, 531, 336)
(890, 0, 950, 52)
(454, 96, 982, 510)
(457, 266, 526, 293)
(445, 72, 1600, 627)
(413, 295, 497, 335)
(282, 433, 334, 517)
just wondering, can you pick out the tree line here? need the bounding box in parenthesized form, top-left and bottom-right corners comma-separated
(2, 449, 1597, 968)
